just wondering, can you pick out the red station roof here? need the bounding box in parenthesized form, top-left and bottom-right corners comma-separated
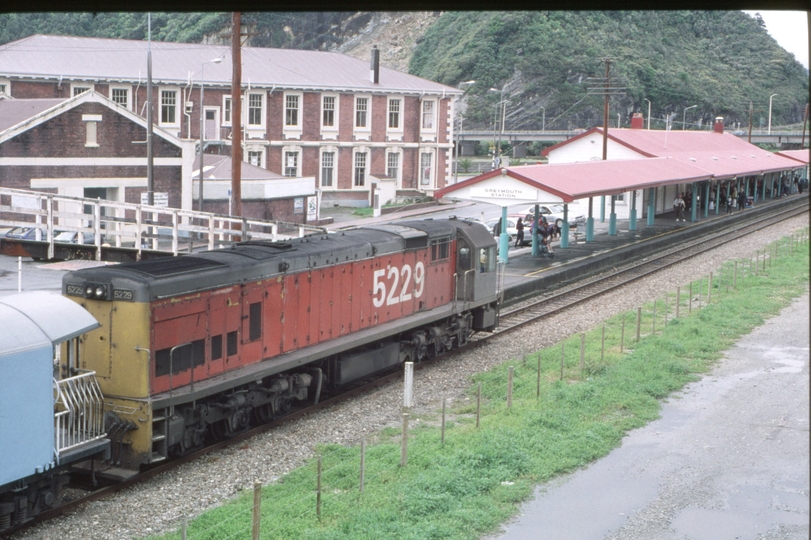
(776, 149, 810, 165)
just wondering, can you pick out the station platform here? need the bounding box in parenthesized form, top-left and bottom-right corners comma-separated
(498, 195, 805, 305)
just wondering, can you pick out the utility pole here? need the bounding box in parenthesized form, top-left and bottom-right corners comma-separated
(146, 13, 154, 206)
(801, 103, 808, 149)
(748, 100, 753, 144)
(230, 11, 243, 219)
(587, 59, 624, 160)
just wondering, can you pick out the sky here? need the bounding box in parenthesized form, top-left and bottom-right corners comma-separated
(742, 10, 809, 69)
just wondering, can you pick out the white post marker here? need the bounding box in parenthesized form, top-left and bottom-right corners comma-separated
(17, 257, 22, 292)
(403, 361, 414, 408)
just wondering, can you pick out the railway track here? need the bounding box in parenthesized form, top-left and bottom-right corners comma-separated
(8, 198, 806, 538)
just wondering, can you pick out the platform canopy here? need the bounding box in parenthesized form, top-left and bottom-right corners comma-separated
(435, 157, 714, 204)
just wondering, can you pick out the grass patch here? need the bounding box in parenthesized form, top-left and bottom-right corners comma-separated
(149, 231, 808, 540)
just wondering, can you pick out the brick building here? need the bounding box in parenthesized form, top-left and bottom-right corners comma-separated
(0, 35, 461, 208)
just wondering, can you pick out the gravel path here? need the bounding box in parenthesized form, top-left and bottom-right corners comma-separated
(13, 213, 808, 540)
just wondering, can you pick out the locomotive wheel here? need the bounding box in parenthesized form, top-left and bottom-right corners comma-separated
(253, 403, 275, 424)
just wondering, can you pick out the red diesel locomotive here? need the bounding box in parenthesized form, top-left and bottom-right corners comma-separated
(62, 217, 500, 471)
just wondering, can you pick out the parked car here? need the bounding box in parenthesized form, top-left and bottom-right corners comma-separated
(485, 215, 532, 246)
(522, 204, 585, 228)
(3, 226, 46, 241)
(53, 230, 96, 244)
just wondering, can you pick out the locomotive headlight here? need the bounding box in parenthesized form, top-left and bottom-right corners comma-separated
(94, 286, 105, 299)
(85, 285, 94, 297)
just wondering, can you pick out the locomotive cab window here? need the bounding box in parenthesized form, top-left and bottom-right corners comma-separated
(480, 247, 496, 273)
(430, 237, 450, 262)
(457, 240, 472, 270)
(211, 334, 223, 360)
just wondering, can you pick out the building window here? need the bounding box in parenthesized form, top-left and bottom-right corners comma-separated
(248, 93, 263, 126)
(82, 114, 101, 148)
(111, 88, 129, 108)
(223, 96, 232, 125)
(160, 90, 177, 125)
(422, 100, 434, 130)
(322, 96, 335, 127)
(248, 151, 263, 168)
(388, 99, 400, 129)
(285, 94, 299, 126)
(321, 152, 334, 187)
(284, 151, 298, 177)
(0, 83, 7, 95)
(354, 152, 367, 187)
(72, 85, 92, 97)
(355, 97, 368, 128)
(421, 153, 432, 185)
(387, 152, 399, 179)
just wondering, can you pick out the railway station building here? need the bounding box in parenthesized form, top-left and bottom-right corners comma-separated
(0, 35, 461, 210)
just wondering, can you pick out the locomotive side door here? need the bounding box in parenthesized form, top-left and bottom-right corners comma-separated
(241, 285, 265, 366)
(209, 287, 242, 373)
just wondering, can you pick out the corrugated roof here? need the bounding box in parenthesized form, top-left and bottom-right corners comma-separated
(543, 127, 804, 179)
(0, 97, 67, 132)
(436, 157, 714, 202)
(0, 291, 99, 355)
(194, 154, 285, 181)
(776, 149, 810, 165)
(0, 34, 459, 95)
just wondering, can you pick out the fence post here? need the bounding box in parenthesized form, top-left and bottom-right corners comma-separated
(403, 361, 414, 409)
(600, 325, 605, 362)
(708, 272, 713, 304)
(652, 300, 656, 335)
(636, 307, 641, 342)
(17, 257, 21, 293)
(689, 281, 693, 313)
(580, 332, 586, 374)
(755, 251, 759, 276)
(507, 366, 514, 409)
(401, 413, 409, 467)
(676, 286, 680, 318)
(476, 383, 482, 428)
(316, 457, 322, 520)
(441, 398, 446, 445)
(252, 480, 261, 539)
(360, 438, 366, 493)
(664, 294, 668, 327)
(181, 518, 187, 540)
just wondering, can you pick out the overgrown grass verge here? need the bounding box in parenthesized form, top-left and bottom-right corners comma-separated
(150, 231, 808, 540)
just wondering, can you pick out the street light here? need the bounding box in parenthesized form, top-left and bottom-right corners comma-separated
(540, 106, 545, 132)
(683, 105, 697, 131)
(453, 80, 475, 184)
(488, 87, 509, 167)
(643, 98, 651, 130)
(198, 57, 222, 212)
(768, 93, 777, 134)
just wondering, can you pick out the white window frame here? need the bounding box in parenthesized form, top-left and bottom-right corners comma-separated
(282, 145, 302, 178)
(353, 148, 369, 188)
(222, 95, 232, 126)
(109, 86, 131, 110)
(354, 95, 371, 141)
(283, 91, 302, 140)
(386, 148, 402, 187)
(71, 83, 93, 97)
(159, 87, 180, 127)
(243, 144, 267, 170)
(386, 97, 403, 142)
(420, 150, 435, 187)
(421, 99, 437, 138)
(244, 91, 266, 136)
(247, 150, 263, 168)
(0, 79, 11, 96)
(320, 147, 337, 189)
(321, 94, 339, 139)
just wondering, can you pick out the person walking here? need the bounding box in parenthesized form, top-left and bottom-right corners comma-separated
(674, 193, 686, 222)
(514, 217, 525, 248)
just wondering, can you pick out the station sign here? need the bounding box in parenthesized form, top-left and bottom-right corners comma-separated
(140, 192, 169, 207)
(469, 186, 538, 201)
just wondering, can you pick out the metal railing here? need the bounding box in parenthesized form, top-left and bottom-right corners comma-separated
(54, 371, 106, 460)
(0, 187, 328, 260)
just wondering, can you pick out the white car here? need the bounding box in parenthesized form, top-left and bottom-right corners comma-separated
(522, 204, 585, 228)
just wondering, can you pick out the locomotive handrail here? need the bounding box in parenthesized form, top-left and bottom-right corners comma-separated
(54, 371, 106, 462)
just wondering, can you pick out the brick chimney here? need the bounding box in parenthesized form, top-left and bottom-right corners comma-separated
(631, 112, 644, 129)
(713, 116, 724, 134)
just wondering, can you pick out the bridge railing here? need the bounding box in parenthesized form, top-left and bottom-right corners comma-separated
(0, 187, 328, 260)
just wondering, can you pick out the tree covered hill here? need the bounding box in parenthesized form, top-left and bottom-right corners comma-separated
(1, 11, 806, 131)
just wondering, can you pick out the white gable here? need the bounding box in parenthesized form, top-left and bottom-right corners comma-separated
(547, 135, 646, 164)
(445, 173, 564, 206)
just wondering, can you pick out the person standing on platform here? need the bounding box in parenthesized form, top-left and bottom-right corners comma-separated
(514, 217, 525, 248)
(674, 193, 686, 222)
(738, 190, 747, 211)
